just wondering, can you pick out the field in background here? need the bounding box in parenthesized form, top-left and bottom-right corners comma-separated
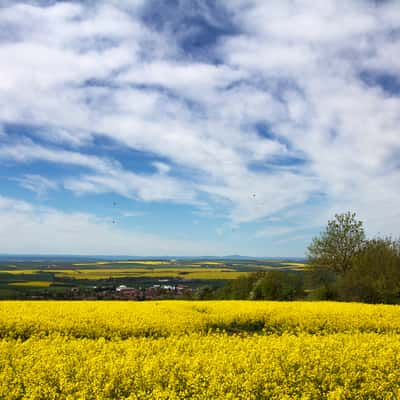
(0, 258, 308, 298)
(4, 267, 245, 280)
(0, 301, 398, 399)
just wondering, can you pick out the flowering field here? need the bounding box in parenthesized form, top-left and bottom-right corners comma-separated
(2, 267, 245, 281)
(0, 301, 399, 399)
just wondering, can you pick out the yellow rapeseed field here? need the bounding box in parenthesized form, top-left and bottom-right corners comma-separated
(0, 301, 399, 399)
(7, 281, 52, 287)
(73, 261, 172, 266)
(3, 268, 244, 280)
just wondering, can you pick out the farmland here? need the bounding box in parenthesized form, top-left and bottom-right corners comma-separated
(0, 258, 307, 299)
(0, 301, 399, 399)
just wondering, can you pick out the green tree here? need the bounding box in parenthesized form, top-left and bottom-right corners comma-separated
(337, 237, 400, 303)
(307, 211, 365, 275)
(249, 271, 304, 300)
(219, 272, 262, 299)
(307, 266, 338, 300)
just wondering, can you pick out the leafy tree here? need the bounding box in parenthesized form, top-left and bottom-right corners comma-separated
(249, 271, 304, 300)
(307, 266, 338, 300)
(218, 271, 304, 301)
(307, 212, 365, 275)
(196, 286, 212, 300)
(337, 237, 400, 303)
(218, 272, 262, 299)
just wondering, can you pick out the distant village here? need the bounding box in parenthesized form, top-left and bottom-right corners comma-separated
(67, 283, 194, 300)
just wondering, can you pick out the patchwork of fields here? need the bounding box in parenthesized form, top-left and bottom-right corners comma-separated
(4, 267, 246, 280)
(0, 301, 399, 399)
(0, 259, 308, 298)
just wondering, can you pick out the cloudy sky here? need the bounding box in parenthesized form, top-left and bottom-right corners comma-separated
(0, 0, 399, 256)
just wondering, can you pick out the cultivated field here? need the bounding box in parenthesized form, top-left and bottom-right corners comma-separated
(3, 267, 245, 280)
(0, 301, 399, 399)
(0, 259, 308, 298)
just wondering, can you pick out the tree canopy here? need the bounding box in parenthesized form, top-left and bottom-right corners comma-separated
(337, 237, 400, 303)
(307, 211, 365, 275)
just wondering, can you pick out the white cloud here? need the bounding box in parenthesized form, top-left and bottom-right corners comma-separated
(0, 140, 120, 173)
(255, 226, 306, 239)
(0, 139, 198, 204)
(117, 61, 246, 102)
(64, 171, 197, 203)
(121, 211, 147, 218)
(0, 195, 226, 255)
(13, 174, 58, 197)
(0, 195, 33, 213)
(152, 161, 171, 174)
(0, 0, 400, 243)
(217, 0, 400, 233)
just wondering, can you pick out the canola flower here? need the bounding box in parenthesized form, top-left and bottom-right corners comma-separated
(0, 301, 399, 399)
(1, 301, 400, 339)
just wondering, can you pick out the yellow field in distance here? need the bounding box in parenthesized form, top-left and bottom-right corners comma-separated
(191, 261, 223, 265)
(73, 260, 172, 266)
(1, 268, 245, 280)
(7, 281, 52, 287)
(284, 262, 307, 267)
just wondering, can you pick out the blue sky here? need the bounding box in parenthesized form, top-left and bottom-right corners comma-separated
(0, 0, 400, 256)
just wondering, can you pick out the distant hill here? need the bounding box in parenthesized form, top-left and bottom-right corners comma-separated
(0, 254, 305, 262)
